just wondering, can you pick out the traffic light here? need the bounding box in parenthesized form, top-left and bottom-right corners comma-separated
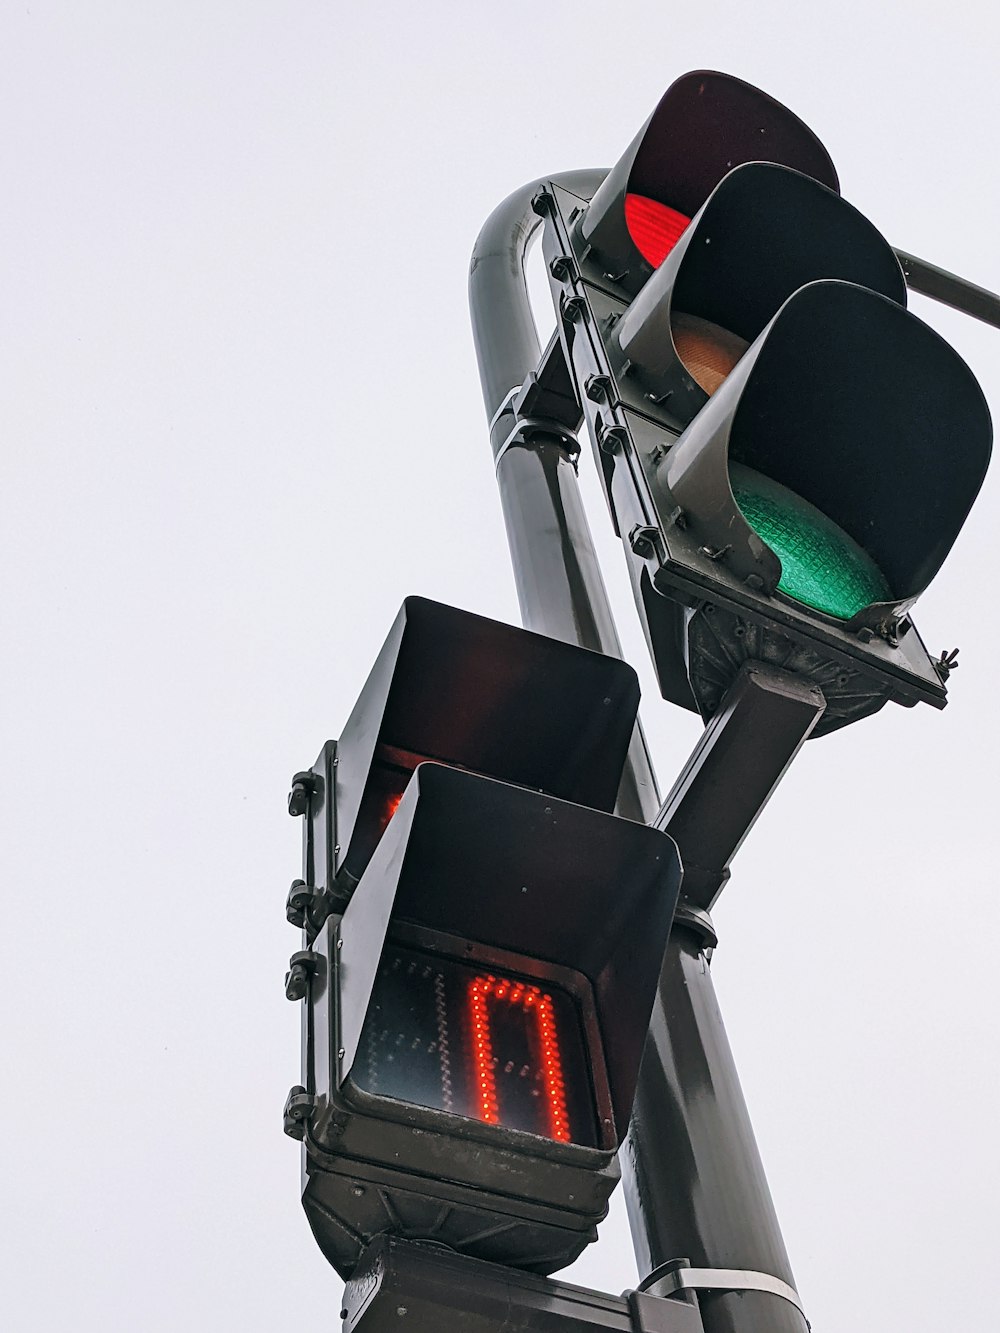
(286, 596, 643, 931)
(536, 70, 992, 734)
(285, 599, 681, 1278)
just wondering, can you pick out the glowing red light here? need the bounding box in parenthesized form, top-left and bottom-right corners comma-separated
(467, 974, 572, 1143)
(382, 791, 403, 826)
(469, 978, 499, 1124)
(624, 194, 691, 268)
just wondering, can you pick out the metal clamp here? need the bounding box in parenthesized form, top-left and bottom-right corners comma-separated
(488, 385, 522, 438)
(284, 949, 319, 1001)
(282, 1085, 316, 1141)
(287, 770, 316, 817)
(493, 415, 581, 470)
(286, 878, 334, 933)
(639, 1260, 807, 1324)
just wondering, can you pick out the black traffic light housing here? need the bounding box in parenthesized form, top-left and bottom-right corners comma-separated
(535, 76, 991, 734)
(300, 764, 680, 1276)
(578, 69, 838, 297)
(342, 1236, 704, 1333)
(287, 599, 681, 1277)
(290, 596, 642, 926)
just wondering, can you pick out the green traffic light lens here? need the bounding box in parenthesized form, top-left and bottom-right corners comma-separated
(729, 463, 891, 619)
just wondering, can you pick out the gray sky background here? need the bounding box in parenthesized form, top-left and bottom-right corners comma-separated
(3, 4, 999, 1330)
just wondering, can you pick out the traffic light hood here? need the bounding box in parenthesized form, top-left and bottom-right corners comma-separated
(578, 70, 838, 295)
(331, 597, 641, 887)
(617, 162, 907, 417)
(660, 279, 993, 621)
(337, 762, 681, 1148)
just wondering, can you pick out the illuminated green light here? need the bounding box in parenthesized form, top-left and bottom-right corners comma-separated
(729, 463, 891, 620)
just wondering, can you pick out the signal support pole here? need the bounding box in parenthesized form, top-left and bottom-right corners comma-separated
(471, 177, 818, 1333)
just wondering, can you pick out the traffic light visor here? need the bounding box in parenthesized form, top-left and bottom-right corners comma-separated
(663, 281, 992, 618)
(337, 763, 681, 1147)
(617, 163, 906, 413)
(580, 70, 838, 290)
(333, 599, 641, 885)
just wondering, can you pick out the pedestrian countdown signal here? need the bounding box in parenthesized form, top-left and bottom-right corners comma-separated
(285, 604, 681, 1279)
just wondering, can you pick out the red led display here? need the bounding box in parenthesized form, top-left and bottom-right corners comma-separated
(353, 943, 597, 1147)
(468, 976, 571, 1142)
(624, 193, 691, 268)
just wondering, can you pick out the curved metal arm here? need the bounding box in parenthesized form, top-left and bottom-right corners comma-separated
(470, 170, 606, 432)
(469, 171, 659, 825)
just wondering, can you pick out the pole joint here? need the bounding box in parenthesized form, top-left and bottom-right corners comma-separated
(639, 1259, 808, 1327)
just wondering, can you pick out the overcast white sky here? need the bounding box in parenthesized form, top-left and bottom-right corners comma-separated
(3, 4, 1000, 1330)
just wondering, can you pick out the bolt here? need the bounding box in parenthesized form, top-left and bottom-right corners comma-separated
(287, 771, 314, 817)
(285, 963, 309, 1001)
(628, 525, 659, 559)
(699, 543, 731, 562)
(935, 647, 960, 682)
(598, 424, 628, 455)
(286, 879, 309, 928)
(585, 374, 613, 402)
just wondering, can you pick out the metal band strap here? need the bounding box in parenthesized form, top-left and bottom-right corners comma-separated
(493, 415, 580, 470)
(647, 1266, 807, 1322)
(488, 386, 521, 437)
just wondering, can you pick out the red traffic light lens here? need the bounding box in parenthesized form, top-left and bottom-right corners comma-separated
(624, 194, 690, 267)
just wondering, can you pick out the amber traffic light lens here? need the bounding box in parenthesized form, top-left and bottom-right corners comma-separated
(671, 313, 749, 394)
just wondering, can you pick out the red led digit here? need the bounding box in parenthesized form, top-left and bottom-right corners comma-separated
(535, 990, 570, 1142)
(467, 975, 572, 1143)
(469, 976, 499, 1125)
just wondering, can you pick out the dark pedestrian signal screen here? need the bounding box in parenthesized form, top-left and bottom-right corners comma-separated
(352, 943, 599, 1147)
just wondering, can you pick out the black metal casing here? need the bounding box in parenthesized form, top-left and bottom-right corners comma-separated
(299, 596, 643, 918)
(342, 1236, 703, 1333)
(578, 69, 838, 298)
(539, 161, 992, 733)
(463, 66, 993, 1333)
(301, 762, 680, 1277)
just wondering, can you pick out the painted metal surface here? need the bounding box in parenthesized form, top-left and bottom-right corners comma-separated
(470, 173, 809, 1333)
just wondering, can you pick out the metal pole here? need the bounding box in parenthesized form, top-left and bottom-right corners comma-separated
(895, 248, 1000, 329)
(470, 177, 809, 1333)
(471, 169, 657, 825)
